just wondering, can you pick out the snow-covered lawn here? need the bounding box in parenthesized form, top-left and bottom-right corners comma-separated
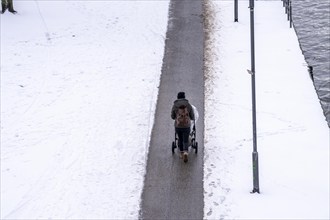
(1, 1, 169, 218)
(204, 1, 329, 219)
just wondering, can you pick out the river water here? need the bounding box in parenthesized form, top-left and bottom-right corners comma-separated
(291, 0, 330, 127)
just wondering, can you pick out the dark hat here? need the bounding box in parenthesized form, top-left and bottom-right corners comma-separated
(177, 92, 185, 99)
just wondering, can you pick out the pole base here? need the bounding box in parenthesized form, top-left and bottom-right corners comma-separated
(250, 188, 260, 194)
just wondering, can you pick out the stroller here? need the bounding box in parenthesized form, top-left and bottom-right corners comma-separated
(171, 105, 199, 154)
(171, 121, 198, 154)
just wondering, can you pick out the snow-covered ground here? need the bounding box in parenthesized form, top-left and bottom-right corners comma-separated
(1, 1, 169, 219)
(1, 0, 329, 219)
(204, 1, 329, 219)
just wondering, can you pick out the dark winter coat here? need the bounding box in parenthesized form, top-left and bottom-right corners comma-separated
(171, 98, 195, 128)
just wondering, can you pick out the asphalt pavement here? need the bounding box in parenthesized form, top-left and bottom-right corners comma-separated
(140, 0, 204, 219)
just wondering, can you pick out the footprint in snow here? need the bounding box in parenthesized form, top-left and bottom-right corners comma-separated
(207, 208, 212, 216)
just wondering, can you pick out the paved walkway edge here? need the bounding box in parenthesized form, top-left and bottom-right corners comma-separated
(139, 0, 205, 219)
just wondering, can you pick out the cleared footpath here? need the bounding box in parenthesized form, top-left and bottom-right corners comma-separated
(140, 0, 204, 219)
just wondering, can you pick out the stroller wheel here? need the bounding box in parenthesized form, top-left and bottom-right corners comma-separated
(194, 142, 198, 154)
(172, 141, 176, 154)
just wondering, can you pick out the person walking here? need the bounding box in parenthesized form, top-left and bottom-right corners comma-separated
(171, 92, 195, 163)
(1, 0, 17, 14)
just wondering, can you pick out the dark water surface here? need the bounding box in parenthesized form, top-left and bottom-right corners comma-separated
(291, 0, 330, 126)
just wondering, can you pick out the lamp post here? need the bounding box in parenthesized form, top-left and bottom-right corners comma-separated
(234, 0, 238, 22)
(248, 0, 260, 194)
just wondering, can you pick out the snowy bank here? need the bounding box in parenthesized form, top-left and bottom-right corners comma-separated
(204, 1, 329, 219)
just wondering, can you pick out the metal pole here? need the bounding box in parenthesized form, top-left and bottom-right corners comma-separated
(289, 0, 293, 28)
(248, 0, 260, 194)
(285, 0, 288, 14)
(287, 1, 290, 21)
(234, 0, 238, 22)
